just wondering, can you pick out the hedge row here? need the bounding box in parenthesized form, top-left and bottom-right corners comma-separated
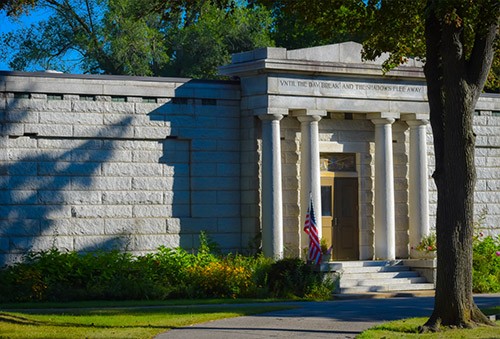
(0, 234, 335, 302)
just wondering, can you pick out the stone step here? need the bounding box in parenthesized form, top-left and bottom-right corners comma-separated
(341, 271, 421, 280)
(339, 265, 411, 274)
(340, 283, 435, 294)
(329, 260, 435, 295)
(333, 260, 404, 268)
(340, 276, 428, 288)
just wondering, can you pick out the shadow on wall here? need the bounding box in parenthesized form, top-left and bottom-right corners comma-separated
(147, 97, 213, 252)
(0, 101, 134, 266)
(147, 87, 243, 253)
(0, 79, 243, 267)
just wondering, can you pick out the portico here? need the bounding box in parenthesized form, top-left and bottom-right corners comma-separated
(221, 42, 431, 261)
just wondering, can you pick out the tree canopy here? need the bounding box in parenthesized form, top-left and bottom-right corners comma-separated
(251, 0, 368, 49)
(0, 0, 273, 78)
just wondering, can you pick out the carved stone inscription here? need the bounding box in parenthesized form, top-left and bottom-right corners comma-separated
(275, 78, 427, 100)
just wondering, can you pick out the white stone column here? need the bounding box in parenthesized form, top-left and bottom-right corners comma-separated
(259, 114, 284, 259)
(406, 119, 430, 257)
(371, 117, 396, 260)
(296, 111, 325, 249)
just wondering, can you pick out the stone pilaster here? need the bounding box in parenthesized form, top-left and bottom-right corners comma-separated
(406, 118, 430, 257)
(370, 115, 397, 260)
(259, 113, 284, 259)
(295, 110, 326, 251)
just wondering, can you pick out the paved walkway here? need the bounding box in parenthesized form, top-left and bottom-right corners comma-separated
(155, 294, 500, 339)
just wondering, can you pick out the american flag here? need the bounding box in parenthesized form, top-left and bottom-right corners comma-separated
(304, 196, 322, 264)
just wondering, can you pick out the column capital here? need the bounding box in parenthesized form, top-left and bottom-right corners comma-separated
(367, 112, 399, 122)
(259, 114, 283, 122)
(371, 117, 395, 125)
(291, 109, 327, 118)
(253, 107, 288, 118)
(296, 115, 322, 123)
(401, 113, 429, 124)
(405, 119, 429, 127)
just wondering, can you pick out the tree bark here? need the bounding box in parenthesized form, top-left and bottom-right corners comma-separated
(421, 1, 498, 331)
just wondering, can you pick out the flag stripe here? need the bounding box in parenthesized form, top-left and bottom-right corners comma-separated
(304, 197, 322, 265)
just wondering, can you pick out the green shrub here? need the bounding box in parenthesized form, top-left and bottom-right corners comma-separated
(0, 233, 336, 302)
(0, 261, 47, 302)
(266, 258, 333, 300)
(144, 231, 221, 298)
(0, 248, 167, 302)
(245, 254, 274, 298)
(473, 235, 500, 293)
(145, 246, 197, 298)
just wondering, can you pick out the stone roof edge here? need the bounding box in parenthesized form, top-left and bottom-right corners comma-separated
(219, 58, 426, 80)
(0, 70, 239, 86)
(219, 42, 426, 80)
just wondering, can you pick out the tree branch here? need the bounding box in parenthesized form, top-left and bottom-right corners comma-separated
(467, 22, 498, 94)
(84, 0, 94, 33)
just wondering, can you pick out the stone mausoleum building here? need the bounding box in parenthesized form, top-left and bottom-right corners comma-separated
(1, 42, 500, 267)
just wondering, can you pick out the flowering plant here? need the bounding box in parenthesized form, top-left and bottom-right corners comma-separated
(415, 233, 437, 253)
(320, 238, 333, 260)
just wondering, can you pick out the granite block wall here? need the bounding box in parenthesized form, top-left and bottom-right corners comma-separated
(0, 73, 242, 265)
(427, 109, 500, 234)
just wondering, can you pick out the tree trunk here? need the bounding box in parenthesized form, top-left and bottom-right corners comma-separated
(425, 76, 491, 329)
(421, 2, 498, 331)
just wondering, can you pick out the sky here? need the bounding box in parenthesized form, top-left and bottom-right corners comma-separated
(0, 10, 46, 71)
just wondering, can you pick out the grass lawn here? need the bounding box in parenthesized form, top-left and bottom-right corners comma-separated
(3, 301, 498, 339)
(358, 306, 500, 338)
(0, 300, 295, 339)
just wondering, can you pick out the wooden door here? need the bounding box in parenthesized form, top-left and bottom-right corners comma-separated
(333, 178, 359, 260)
(321, 176, 359, 260)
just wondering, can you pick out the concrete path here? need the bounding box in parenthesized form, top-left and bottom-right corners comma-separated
(155, 294, 500, 339)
